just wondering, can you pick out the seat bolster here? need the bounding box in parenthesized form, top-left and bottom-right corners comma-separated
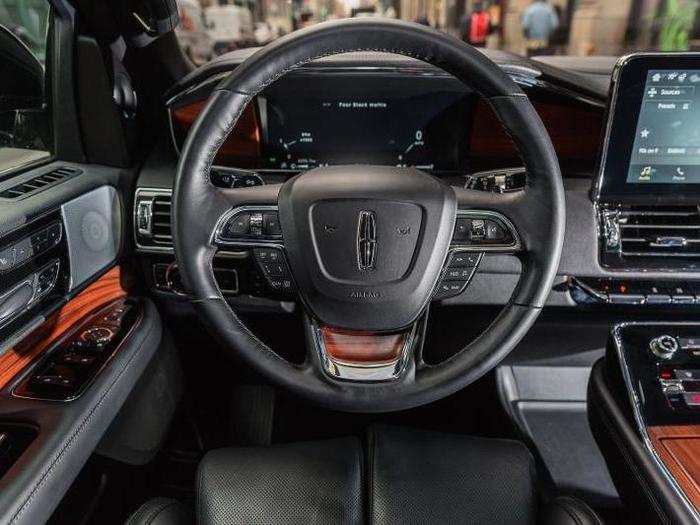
(539, 496, 603, 525)
(125, 497, 191, 525)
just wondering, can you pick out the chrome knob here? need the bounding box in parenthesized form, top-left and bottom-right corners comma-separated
(650, 335, 679, 360)
(81, 326, 114, 346)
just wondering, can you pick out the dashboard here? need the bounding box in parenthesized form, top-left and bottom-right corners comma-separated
(133, 50, 700, 310)
(167, 59, 605, 180)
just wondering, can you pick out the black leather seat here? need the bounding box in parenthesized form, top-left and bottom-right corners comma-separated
(125, 497, 191, 525)
(128, 426, 603, 524)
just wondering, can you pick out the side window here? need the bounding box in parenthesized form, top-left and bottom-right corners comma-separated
(0, 0, 52, 174)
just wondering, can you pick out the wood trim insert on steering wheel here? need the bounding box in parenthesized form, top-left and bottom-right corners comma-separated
(0, 266, 126, 390)
(319, 325, 408, 364)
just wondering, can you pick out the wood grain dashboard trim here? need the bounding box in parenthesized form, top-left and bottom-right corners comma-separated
(0, 267, 125, 390)
(171, 100, 261, 163)
(649, 425, 700, 511)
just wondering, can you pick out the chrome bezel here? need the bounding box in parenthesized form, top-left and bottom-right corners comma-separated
(134, 188, 174, 254)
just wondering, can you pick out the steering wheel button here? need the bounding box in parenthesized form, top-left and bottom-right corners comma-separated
(485, 220, 506, 241)
(261, 262, 288, 278)
(0, 247, 15, 272)
(453, 219, 470, 241)
(254, 248, 271, 262)
(450, 252, 481, 267)
(445, 267, 473, 280)
(225, 213, 250, 237)
(470, 219, 486, 240)
(249, 213, 264, 236)
(263, 212, 282, 236)
(434, 280, 467, 298)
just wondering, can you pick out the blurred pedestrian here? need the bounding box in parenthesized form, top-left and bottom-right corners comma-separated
(521, 0, 559, 56)
(460, 1, 492, 47)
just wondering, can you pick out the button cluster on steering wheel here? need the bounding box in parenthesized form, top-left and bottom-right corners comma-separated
(253, 248, 295, 294)
(219, 209, 282, 242)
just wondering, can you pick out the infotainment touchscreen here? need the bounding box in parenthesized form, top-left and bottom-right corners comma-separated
(596, 54, 700, 201)
(627, 70, 700, 184)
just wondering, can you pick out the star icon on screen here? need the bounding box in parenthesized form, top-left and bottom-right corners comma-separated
(640, 128, 650, 138)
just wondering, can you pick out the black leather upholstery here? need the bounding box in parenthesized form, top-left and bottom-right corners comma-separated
(368, 425, 538, 524)
(196, 437, 363, 524)
(540, 496, 603, 525)
(123, 427, 604, 525)
(125, 497, 191, 525)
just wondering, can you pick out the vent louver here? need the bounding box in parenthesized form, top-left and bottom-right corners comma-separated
(151, 195, 172, 246)
(602, 205, 700, 269)
(134, 190, 173, 251)
(0, 167, 82, 200)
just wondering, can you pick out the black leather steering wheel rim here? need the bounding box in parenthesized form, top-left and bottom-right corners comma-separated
(172, 18, 565, 413)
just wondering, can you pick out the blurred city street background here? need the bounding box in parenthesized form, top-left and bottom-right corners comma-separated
(172, 0, 700, 63)
(1, 0, 700, 65)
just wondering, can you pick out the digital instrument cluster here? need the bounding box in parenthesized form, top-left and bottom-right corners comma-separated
(260, 89, 468, 172)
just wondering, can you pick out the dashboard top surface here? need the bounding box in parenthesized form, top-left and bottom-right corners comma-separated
(165, 53, 607, 180)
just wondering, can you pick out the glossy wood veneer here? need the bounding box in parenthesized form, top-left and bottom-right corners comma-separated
(171, 100, 261, 162)
(0, 267, 125, 390)
(320, 325, 408, 364)
(648, 424, 700, 510)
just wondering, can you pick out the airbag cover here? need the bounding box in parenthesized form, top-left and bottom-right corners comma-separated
(279, 165, 456, 331)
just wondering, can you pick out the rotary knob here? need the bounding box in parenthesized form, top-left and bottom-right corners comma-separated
(650, 335, 679, 360)
(81, 326, 114, 346)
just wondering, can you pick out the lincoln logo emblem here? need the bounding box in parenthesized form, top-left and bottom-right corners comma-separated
(357, 210, 377, 271)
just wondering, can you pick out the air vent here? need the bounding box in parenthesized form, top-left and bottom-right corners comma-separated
(601, 205, 700, 268)
(134, 189, 173, 252)
(0, 167, 82, 200)
(151, 195, 172, 245)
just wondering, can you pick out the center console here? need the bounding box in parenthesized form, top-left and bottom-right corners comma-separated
(589, 323, 700, 524)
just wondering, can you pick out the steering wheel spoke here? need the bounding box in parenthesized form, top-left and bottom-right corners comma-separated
(453, 187, 528, 250)
(207, 187, 299, 296)
(303, 312, 426, 383)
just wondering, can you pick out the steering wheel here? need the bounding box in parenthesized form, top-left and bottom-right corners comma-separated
(172, 18, 565, 413)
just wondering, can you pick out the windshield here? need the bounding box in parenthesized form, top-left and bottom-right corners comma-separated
(175, 0, 700, 65)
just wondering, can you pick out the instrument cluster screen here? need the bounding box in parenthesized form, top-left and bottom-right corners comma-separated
(628, 69, 700, 184)
(261, 90, 468, 172)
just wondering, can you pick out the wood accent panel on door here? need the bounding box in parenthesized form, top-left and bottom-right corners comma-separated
(648, 425, 700, 510)
(0, 267, 125, 390)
